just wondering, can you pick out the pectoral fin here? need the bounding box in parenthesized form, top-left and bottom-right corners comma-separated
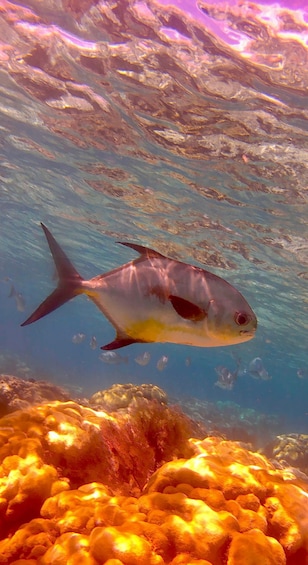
(169, 295, 207, 322)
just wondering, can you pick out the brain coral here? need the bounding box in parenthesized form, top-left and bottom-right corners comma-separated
(0, 399, 307, 564)
(89, 383, 168, 411)
(265, 433, 308, 477)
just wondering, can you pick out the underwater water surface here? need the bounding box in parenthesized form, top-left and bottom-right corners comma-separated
(0, 0, 307, 433)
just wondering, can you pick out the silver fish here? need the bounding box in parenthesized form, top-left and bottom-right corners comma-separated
(90, 335, 97, 350)
(214, 365, 237, 390)
(157, 355, 168, 371)
(99, 351, 128, 364)
(21, 224, 257, 350)
(72, 332, 86, 344)
(185, 356, 191, 367)
(297, 368, 308, 379)
(135, 351, 151, 366)
(248, 357, 271, 380)
(9, 284, 25, 312)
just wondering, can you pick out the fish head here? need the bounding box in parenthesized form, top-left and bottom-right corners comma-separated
(204, 277, 257, 346)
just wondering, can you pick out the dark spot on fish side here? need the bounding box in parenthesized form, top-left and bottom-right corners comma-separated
(169, 295, 207, 322)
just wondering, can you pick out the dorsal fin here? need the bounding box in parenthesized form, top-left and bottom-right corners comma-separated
(117, 242, 165, 258)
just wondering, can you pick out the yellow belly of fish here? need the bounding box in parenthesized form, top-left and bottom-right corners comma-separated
(126, 317, 204, 345)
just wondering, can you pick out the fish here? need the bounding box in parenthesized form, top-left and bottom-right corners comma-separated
(8, 284, 26, 312)
(135, 351, 151, 366)
(90, 335, 97, 350)
(248, 357, 271, 381)
(99, 351, 128, 364)
(185, 356, 191, 367)
(72, 332, 86, 344)
(214, 365, 238, 390)
(21, 223, 257, 350)
(214, 352, 242, 390)
(157, 355, 168, 371)
(297, 368, 308, 379)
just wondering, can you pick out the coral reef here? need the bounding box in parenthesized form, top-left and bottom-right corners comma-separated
(0, 353, 36, 380)
(0, 398, 200, 536)
(264, 434, 308, 477)
(173, 396, 282, 446)
(0, 374, 70, 418)
(89, 386, 281, 448)
(0, 395, 307, 564)
(89, 383, 168, 411)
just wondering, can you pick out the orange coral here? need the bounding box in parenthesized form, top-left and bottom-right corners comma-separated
(0, 397, 308, 564)
(170, 558, 212, 565)
(227, 529, 286, 564)
(0, 398, 199, 542)
(265, 483, 308, 558)
(89, 383, 168, 411)
(0, 517, 59, 563)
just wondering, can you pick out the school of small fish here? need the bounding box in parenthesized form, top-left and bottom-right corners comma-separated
(213, 355, 273, 391)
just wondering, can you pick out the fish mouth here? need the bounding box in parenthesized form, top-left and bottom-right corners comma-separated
(240, 329, 256, 338)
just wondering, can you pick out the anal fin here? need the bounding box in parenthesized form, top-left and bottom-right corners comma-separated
(101, 334, 145, 350)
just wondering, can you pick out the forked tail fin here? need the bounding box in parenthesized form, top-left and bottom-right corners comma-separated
(21, 223, 83, 326)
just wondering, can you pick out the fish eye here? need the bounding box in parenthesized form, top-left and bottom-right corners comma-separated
(234, 311, 250, 326)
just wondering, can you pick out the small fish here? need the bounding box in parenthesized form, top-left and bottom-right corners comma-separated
(90, 335, 97, 350)
(297, 368, 308, 379)
(185, 356, 191, 367)
(72, 332, 86, 344)
(135, 351, 151, 366)
(248, 357, 271, 380)
(21, 224, 257, 350)
(214, 365, 238, 390)
(99, 351, 128, 364)
(157, 355, 168, 371)
(237, 368, 248, 377)
(8, 284, 26, 312)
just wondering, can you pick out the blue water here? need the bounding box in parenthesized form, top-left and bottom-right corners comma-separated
(0, 0, 307, 434)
